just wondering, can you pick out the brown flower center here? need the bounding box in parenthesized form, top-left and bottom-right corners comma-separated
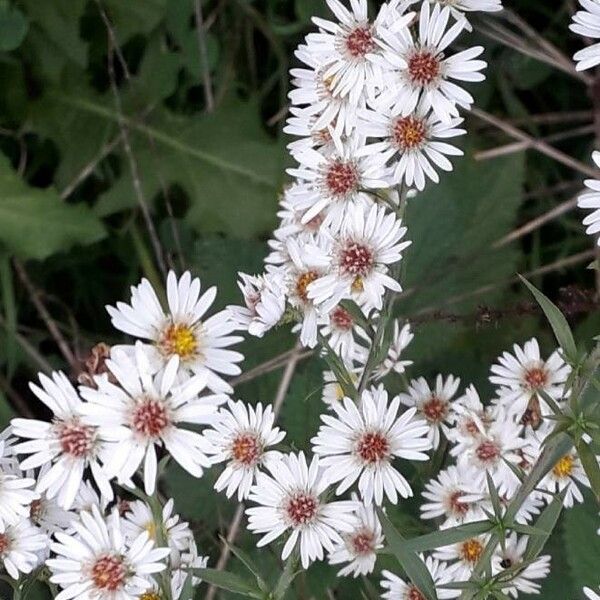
(231, 434, 261, 466)
(340, 242, 374, 277)
(296, 270, 319, 303)
(57, 420, 95, 458)
(356, 431, 390, 464)
(392, 116, 427, 150)
(324, 160, 359, 197)
(131, 398, 170, 439)
(524, 367, 547, 390)
(91, 554, 127, 591)
(475, 439, 500, 464)
(285, 493, 319, 527)
(345, 25, 375, 58)
(350, 529, 376, 555)
(408, 50, 441, 85)
(460, 538, 484, 564)
(330, 305, 353, 331)
(421, 395, 449, 423)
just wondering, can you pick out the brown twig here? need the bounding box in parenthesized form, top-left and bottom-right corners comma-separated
(13, 260, 79, 372)
(194, 0, 215, 112)
(230, 348, 314, 387)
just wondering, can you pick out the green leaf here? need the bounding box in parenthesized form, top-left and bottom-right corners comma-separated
(0, 155, 106, 260)
(377, 508, 439, 600)
(273, 554, 300, 600)
(102, 0, 167, 42)
(223, 540, 268, 592)
(0, 5, 28, 51)
(519, 275, 578, 363)
(190, 567, 261, 597)
(564, 498, 600, 590)
(524, 489, 566, 561)
(406, 521, 492, 553)
(576, 440, 600, 501)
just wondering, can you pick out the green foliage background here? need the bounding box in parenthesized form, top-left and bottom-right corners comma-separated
(0, 0, 598, 598)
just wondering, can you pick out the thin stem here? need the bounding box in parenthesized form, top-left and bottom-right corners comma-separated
(194, 0, 215, 111)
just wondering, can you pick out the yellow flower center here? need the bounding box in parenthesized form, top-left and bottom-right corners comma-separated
(159, 323, 197, 360)
(351, 276, 364, 293)
(460, 539, 484, 564)
(553, 455, 574, 479)
(139, 593, 161, 600)
(144, 520, 157, 541)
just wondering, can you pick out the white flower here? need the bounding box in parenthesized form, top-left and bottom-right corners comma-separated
(540, 451, 593, 508)
(447, 385, 494, 454)
(491, 533, 550, 597)
(246, 452, 357, 568)
(169, 537, 209, 599)
(47, 506, 170, 600)
(322, 366, 362, 408)
(319, 303, 368, 361)
(359, 101, 465, 190)
(80, 344, 225, 495)
(398, 374, 460, 449)
(286, 137, 388, 232)
(11, 371, 112, 510)
(585, 587, 600, 600)
(107, 270, 244, 394)
(122, 498, 193, 556)
(420, 465, 485, 528)
(571, 0, 600, 71)
(284, 107, 338, 156)
(0, 461, 37, 533)
(435, 0, 502, 11)
(311, 385, 431, 505)
(0, 519, 47, 580)
(377, 2, 486, 122)
(306, 0, 414, 105)
(578, 151, 600, 244)
(434, 535, 490, 579)
(228, 272, 286, 338)
(381, 556, 460, 599)
(489, 338, 570, 420)
(28, 488, 75, 536)
(369, 320, 414, 379)
(327, 495, 383, 577)
(202, 400, 286, 500)
(307, 203, 410, 311)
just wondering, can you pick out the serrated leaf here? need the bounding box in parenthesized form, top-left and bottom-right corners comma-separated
(0, 155, 106, 260)
(377, 508, 439, 600)
(519, 275, 577, 364)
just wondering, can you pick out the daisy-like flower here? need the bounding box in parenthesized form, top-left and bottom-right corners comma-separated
(169, 537, 209, 599)
(11, 371, 112, 510)
(585, 587, 600, 600)
(286, 137, 389, 232)
(322, 366, 362, 408)
(246, 452, 357, 568)
(202, 400, 286, 500)
(285, 107, 338, 156)
(434, 535, 490, 580)
(0, 519, 47, 580)
(359, 101, 465, 190)
(122, 499, 193, 556)
(311, 385, 431, 505)
(80, 344, 225, 495)
(0, 459, 37, 533)
(435, 0, 502, 11)
(107, 270, 244, 394)
(381, 556, 460, 599)
(420, 465, 485, 528)
(447, 385, 494, 454)
(578, 151, 600, 245)
(28, 488, 75, 536)
(369, 320, 414, 380)
(492, 533, 550, 597)
(306, 0, 414, 105)
(47, 506, 170, 600)
(327, 495, 383, 577)
(307, 203, 410, 311)
(376, 2, 486, 122)
(540, 451, 593, 507)
(455, 410, 529, 497)
(571, 0, 600, 71)
(227, 271, 286, 338)
(398, 374, 460, 449)
(489, 338, 570, 421)
(319, 303, 367, 361)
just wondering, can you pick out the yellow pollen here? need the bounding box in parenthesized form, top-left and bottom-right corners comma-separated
(460, 539, 483, 564)
(160, 323, 197, 359)
(139, 593, 161, 600)
(144, 520, 157, 541)
(351, 276, 364, 293)
(296, 271, 319, 302)
(553, 454, 574, 479)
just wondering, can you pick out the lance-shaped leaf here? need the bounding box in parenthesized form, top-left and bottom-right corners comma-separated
(519, 275, 577, 364)
(190, 568, 262, 598)
(318, 333, 358, 400)
(406, 521, 492, 553)
(377, 508, 439, 600)
(223, 539, 269, 593)
(576, 440, 600, 501)
(524, 488, 567, 561)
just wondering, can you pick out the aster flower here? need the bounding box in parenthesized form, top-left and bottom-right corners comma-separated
(80, 344, 225, 495)
(398, 374, 460, 449)
(420, 465, 485, 528)
(571, 0, 600, 71)
(107, 270, 244, 394)
(285, 108, 339, 156)
(447, 385, 495, 454)
(311, 385, 431, 505)
(47, 506, 170, 600)
(540, 451, 593, 507)
(435, 0, 502, 11)
(578, 151, 600, 244)
(369, 320, 414, 379)
(491, 533, 550, 597)
(227, 271, 286, 338)
(202, 400, 286, 500)
(169, 537, 209, 599)
(0, 519, 47, 580)
(0, 461, 37, 533)
(381, 556, 460, 599)
(327, 495, 383, 577)
(359, 101, 465, 190)
(306, 203, 410, 312)
(28, 486, 75, 536)
(11, 371, 112, 510)
(286, 137, 389, 232)
(319, 303, 368, 361)
(489, 338, 570, 421)
(322, 366, 362, 408)
(245, 452, 357, 568)
(434, 535, 490, 580)
(376, 2, 486, 122)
